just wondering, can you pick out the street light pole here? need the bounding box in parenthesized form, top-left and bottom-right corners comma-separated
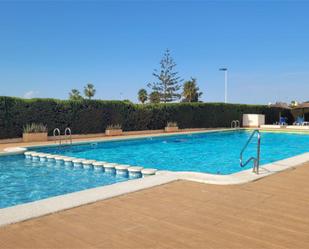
(219, 68, 228, 103)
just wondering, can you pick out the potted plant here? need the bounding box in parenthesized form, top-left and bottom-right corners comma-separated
(23, 123, 48, 142)
(165, 122, 179, 132)
(105, 124, 123, 136)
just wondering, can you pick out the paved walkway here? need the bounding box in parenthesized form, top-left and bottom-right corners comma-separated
(1, 163, 309, 248)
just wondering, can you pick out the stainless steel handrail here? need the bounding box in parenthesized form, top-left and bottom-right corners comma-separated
(240, 129, 261, 174)
(53, 128, 61, 146)
(231, 120, 240, 129)
(64, 127, 72, 145)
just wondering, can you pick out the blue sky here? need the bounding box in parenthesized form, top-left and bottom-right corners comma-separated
(0, 1, 308, 104)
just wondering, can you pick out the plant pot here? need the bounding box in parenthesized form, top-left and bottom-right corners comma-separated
(164, 126, 179, 132)
(105, 129, 123, 136)
(23, 132, 48, 142)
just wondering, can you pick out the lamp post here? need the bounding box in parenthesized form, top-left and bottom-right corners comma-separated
(219, 68, 228, 103)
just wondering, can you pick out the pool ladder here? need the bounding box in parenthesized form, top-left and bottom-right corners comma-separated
(240, 129, 261, 174)
(231, 120, 240, 129)
(53, 127, 72, 147)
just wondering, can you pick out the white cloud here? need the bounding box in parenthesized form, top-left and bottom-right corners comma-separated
(23, 90, 39, 99)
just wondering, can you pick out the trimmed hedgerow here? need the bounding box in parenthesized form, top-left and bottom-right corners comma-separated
(0, 96, 293, 139)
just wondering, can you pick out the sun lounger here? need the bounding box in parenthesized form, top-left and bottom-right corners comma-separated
(292, 116, 309, 126)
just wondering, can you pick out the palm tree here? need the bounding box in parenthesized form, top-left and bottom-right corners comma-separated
(69, 89, 83, 101)
(182, 78, 202, 102)
(84, 83, 96, 99)
(149, 91, 160, 104)
(138, 89, 148, 104)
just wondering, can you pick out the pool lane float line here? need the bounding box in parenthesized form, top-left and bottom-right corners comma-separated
(46, 155, 56, 162)
(38, 153, 50, 162)
(23, 152, 155, 177)
(54, 156, 68, 164)
(81, 160, 96, 169)
(72, 159, 84, 168)
(115, 164, 130, 176)
(63, 157, 75, 166)
(103, 163, 118, 174)
(92, 161, 105, 171)
(31, 153, 40, 161)
(141, 168, 157, 177)
(24, 151, 32, 159)
(128, 166, 144, 178)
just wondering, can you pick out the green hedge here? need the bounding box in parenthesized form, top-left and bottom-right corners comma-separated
(0, 96, 293, 139)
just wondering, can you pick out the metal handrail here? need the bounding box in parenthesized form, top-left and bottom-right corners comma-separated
(53, 128, 61, 146)
(64, 127, 72, 145)
(231, 120, 240, 129)
(240, 129, 261, 174)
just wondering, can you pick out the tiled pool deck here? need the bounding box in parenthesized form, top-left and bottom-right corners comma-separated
(0, 163, 309, 249)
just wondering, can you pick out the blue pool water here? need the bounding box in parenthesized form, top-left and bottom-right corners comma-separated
(1, 130, 308, 209)
(36, 130, 309, 174)
(0, 155, 128, 209)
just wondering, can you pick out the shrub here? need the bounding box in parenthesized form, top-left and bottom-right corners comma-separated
(106, 124, 122, 130)
(166, 122, 178, 127)
(0, 96, 293, 139)
(23, 123, 47, 133)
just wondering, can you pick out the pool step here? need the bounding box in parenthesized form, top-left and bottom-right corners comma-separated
(23, 151, 157, 177)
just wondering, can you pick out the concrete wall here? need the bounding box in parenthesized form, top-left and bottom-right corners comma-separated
(243, 114, 265, 127)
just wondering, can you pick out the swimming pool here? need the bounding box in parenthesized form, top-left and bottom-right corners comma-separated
(1, 130, 309, 209)
(35, 130, 309, 174)
(0, 155, 129, 209)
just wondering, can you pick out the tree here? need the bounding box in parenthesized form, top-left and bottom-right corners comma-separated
(138, 89, 148, 104)
(84, 83, 96, 99)
(182, 78, 203, 102)
(290, 100, 298, 107)
(69, 89, 83, 101)
(148, 49, 182, 103)
(149, 91, 160, 104)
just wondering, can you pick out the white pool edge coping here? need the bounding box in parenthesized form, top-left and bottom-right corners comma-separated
(0, 129, 309, 227)
(173, 152, 309, 185)
(0, 128, 239, 155)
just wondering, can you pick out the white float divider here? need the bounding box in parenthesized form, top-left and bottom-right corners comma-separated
(92, 161, 105, 171)
(38, 153, 49, 157)
(141, 168, 157, 177)
(72, 158, 84, 168)
(24, 151, 33, 159)
(24, 151, 145, 178)
(128, 166, 143, 172)
(63, 157, 75, 166)
(115, 164, 130, 176)
(38, 153, 50, 162)
(29, 151, 39, 157)
(81, 160, 96, 169)
(128, 166, 144, 178)
(31, 152, 41, 161)
(46, 155, 56, 162)
(83, 160, 96, 164)
(54, 156, 67, 164)
(103, 162, 117, 174)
